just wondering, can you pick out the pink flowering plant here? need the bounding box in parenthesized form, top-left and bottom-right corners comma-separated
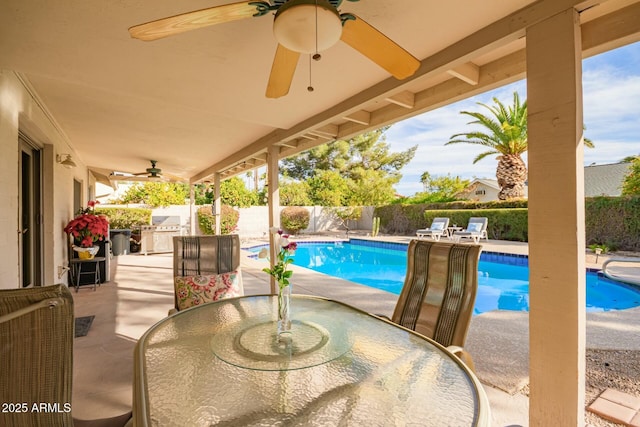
(64, 201, 109, 248)
(258, 228, 298, 289)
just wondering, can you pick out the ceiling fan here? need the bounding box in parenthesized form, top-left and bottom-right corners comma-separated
(109, 160, 168, 182)
(128, 0, 420, 98)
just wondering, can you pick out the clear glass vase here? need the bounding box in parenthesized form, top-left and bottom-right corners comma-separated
(277, 283, 292, 337)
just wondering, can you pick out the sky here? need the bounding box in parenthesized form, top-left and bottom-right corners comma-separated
(387, 41, 640, 196)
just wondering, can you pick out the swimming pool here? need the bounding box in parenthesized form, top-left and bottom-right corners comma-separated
(248, 239, 640, 315)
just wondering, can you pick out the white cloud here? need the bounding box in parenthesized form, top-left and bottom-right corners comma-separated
(389, 43, 640, 196)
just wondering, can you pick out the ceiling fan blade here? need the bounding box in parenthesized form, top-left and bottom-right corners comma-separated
(266, 44, 300, 99)
(109, 175, 157, 182)
(129, 1, 259, 41)
(340, 15, 420, 80)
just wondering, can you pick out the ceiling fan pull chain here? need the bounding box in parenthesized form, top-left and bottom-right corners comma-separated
(314, 0, 320, 59)
(308, 0, 321, 93)
(307, 55, 314, 92)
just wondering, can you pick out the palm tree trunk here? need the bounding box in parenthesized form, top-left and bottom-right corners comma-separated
(496, 154, 527, 199)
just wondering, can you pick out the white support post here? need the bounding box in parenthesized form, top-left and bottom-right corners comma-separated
(214, 173, 221, 235)
(267, 146, 280, 294)
(526, 8, 586, 427)
(189, 185, 196, 235)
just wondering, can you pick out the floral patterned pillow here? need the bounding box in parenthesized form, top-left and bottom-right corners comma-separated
(174, 271, 241, 311)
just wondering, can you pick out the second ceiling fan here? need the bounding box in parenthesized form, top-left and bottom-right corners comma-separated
(110, 160, 170, 182)
(129, 0, 420, 98)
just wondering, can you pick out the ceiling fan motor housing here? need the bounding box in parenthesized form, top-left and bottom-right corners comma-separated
(273, 0, 343, 54)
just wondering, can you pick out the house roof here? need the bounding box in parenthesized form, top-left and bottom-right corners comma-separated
(584, 162, 632, 197)
(469, 178, 500, 190)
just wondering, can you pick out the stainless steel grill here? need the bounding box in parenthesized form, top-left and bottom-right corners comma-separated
(140, 223, 182, 255)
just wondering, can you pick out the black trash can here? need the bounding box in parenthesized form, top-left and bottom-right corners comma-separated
(110, 229, 132, 256)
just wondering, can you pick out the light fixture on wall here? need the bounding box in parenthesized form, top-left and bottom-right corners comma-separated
(56, 154, 77, 169)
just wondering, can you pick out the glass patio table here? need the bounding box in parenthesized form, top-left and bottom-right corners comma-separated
(133, 295, 490, 426)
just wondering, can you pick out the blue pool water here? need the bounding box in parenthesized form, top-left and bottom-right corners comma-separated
(249, 239, 640, 315)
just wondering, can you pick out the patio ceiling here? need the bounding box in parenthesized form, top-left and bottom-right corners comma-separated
(1, 0, 639, 185)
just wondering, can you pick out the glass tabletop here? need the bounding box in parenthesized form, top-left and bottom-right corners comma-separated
(211, 310, 353, 371)
(134, 295, 489, 427)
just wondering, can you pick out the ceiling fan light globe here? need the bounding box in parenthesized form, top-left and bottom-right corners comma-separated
(273, 1, 342, 54)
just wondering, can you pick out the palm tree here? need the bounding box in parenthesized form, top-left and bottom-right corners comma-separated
(446, 92, 593, 200)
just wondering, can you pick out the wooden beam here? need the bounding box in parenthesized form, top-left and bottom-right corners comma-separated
(447, 62, 480, 85)
(385, 91, 415, 109)
(276, 141, 298, 148)
(313, 124, 339, 137)
(338, 49, 527, 140)
(306, 131, 335, 140)
(189, 0, 610, 184)
(343, 110, 371, 125)
(581, 1, 640, 57)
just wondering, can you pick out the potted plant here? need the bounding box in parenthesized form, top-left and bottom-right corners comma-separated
(64, 201, 109, 259)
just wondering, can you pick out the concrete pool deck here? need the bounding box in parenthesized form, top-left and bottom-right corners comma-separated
(70, 235, 640, 426)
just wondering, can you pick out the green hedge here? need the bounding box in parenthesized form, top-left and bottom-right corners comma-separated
(197, 205, 239, 235)
(95, 207, 151, 230)
(585, 196, 640, 251)
(421, 208, 529, 241)
(375, 196, 640, 250)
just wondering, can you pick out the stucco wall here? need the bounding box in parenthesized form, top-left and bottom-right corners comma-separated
(0, 70, 92, 289)
(117, 204, 376, 239)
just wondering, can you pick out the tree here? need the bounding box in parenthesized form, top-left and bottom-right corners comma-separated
(446, 92, 593, 200)
(281, 127, 416, 206)
(192, 178, 258, 207)
(280, 180, 312, 206)
(117, 182, 189, 207)
(347, 168, 399, 206)
(622, 157, 640, 196)
(410, 172, 471, 203)
(329, 206, 362, 235)
(420, 172, 470, 198)
(307, 170, 349, 206)
(220, 177, 257, 207)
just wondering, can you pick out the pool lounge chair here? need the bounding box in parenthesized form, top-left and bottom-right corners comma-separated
(416, 217, 450, 241)
(454, 217, 488, 244)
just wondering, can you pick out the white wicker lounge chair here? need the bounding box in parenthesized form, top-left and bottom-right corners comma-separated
(454, 217, 488, 244)
(416, 217, 450, 241)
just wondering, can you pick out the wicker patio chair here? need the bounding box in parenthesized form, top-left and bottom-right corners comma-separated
(0, 284, 74, 426)
(171, 235, 244, 314)
(390, 239, 482, 370)
(0, 284, 132, 427)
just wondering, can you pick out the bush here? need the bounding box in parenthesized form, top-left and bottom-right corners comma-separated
(375, 196, 640, 250)
(95, 207, 151, 230)
(585, 196, 640, 251)
(423, 208, 529, 241)
(197, 205, 239, 235)
(281, 207, 310, 235)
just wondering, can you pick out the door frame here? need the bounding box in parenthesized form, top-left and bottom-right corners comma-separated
(18, 134, 44, 287)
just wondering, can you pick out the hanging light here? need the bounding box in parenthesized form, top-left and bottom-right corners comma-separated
(273, 0, 342, 54)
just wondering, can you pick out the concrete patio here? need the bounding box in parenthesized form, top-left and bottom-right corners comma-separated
(71, 236, 640, 426)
